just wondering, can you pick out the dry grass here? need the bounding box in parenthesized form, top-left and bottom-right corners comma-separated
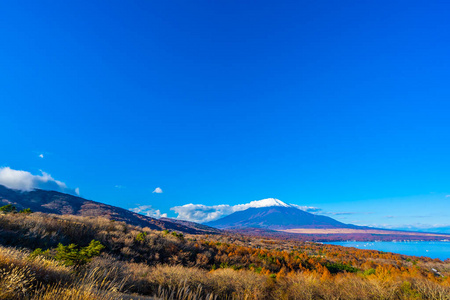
(1, 213, 450, 299)
(145, 265, 267, 299)
(0, 245, 72, 286)
(273, 271, 450, 300)
(0, 265, 35, 299)
(32, 267, 127, 300)
(1, 246, 450, 299)
(0, 245, 128, 300)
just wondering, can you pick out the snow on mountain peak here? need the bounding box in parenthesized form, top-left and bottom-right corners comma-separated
(246, 198, 291, 208)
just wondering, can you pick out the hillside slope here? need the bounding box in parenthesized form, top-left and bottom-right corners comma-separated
(1, 212, 449, 299)
(0, 185, 219, 234)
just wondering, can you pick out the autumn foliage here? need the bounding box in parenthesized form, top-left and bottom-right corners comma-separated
(0, 212, 449, 299)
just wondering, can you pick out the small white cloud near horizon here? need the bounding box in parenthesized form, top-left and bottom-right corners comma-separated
(368, 222, 450, 231)
(152, 187, 163, 193)
(39, 154, 44, 158)
(0, 167, 79, 196)
(130, 205, 167, 218)
(170, 198, 322, 223)
(290, 204, 322, 213)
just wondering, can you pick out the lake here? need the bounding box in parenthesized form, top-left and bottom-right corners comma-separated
(325, 241, 450, 260)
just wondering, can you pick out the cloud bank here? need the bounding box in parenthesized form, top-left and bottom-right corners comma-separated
(0, 167, 79, 195)
(171, 198, 322, 223)
(130, 205, 167, 218)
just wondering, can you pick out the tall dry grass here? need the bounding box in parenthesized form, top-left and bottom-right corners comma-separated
(274, 271, 450, 300)
(1, 213, 450, 299)
(0, 245, 128, 300)
(32, 267, 127, 300)
(1, 244, 450, 299)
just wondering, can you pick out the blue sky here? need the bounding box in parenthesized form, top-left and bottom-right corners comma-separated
(1, 1, 450, 229)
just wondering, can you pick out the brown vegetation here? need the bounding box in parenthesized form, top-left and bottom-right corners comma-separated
(0, 186, 220, 235)
(0, 212, 449, 299)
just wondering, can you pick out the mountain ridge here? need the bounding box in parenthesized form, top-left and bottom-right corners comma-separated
(205, 205, 357, 230)
(0, 184, 220, 234)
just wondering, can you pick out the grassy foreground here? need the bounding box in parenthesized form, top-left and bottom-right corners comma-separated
(0, 212, 449, 299)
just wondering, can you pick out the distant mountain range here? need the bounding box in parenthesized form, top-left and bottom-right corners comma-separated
(394, 226, 450, 234)
(202, 199, 450, 241)
(0, 185, 219, 234)
(205, 200, 356, 230)
(2, 185, 448, 241)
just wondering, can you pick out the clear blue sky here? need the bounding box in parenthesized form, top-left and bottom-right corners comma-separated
(1, 1, 450, 228)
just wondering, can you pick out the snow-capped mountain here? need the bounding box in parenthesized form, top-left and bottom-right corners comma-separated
(204, 199, 354, 230)
(243, 198, 292, 208)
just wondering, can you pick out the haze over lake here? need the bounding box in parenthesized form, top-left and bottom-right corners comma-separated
(326, 241, 450, 261)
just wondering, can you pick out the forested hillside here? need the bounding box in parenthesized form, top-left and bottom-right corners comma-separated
(0, 210, 449, 299)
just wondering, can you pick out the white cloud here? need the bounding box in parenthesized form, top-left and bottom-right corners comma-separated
(290, 204, 322, 213)
(371, 222, 450, 231)
(75, 187, 80, 196)
(171, 198, 322, 223)
(0, 167, 79, 195)
(445, 195, 450, 198)
(130, 205, 167, 218)
(324, 211, 358, 216)
(39, 154, 44, 158)
(171, 204, 235, 223)
(152, 187, 163, 194)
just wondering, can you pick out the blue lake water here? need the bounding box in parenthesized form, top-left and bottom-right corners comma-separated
(325, 241, 450, 260)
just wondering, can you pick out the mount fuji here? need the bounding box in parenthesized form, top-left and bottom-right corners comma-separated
(204, 198, 355, 230)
